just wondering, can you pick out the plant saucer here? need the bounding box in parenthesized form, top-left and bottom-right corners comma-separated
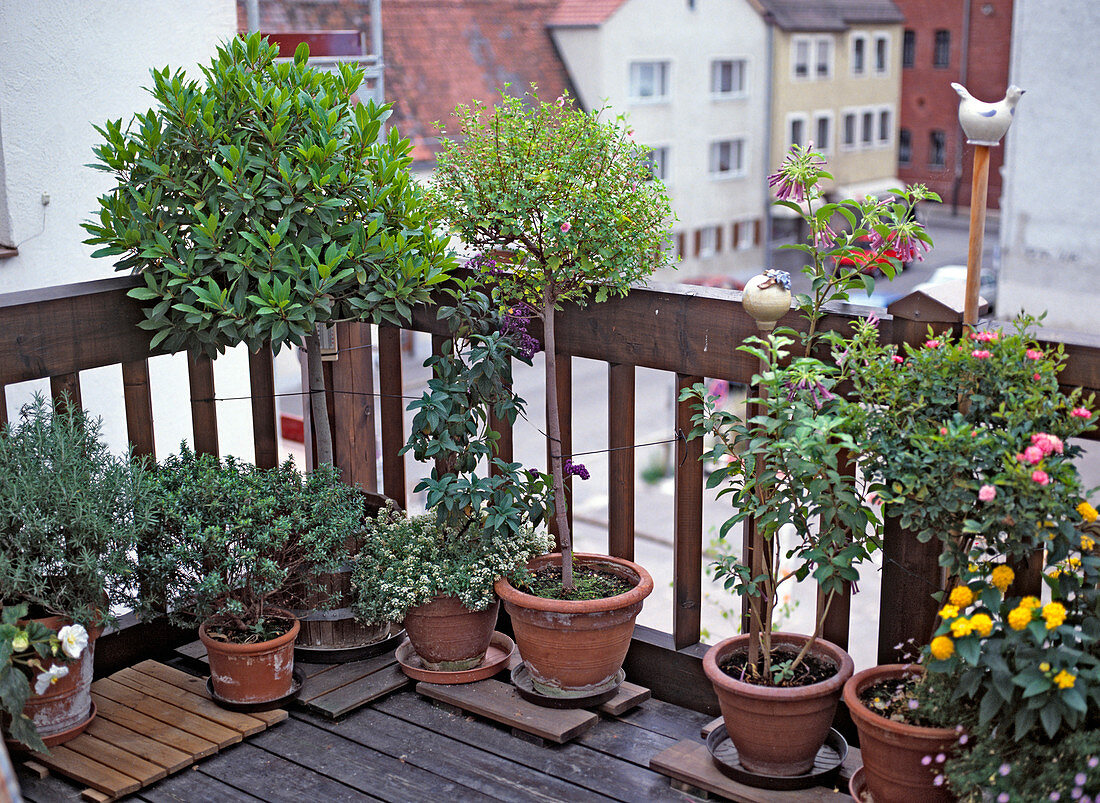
(510, 663, 624, 709)
(706, 722, 848, 791)
(395, 631, 514, 684)
(206, 667, 304, 712)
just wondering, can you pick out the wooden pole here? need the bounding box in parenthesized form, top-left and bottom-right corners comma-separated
(964, 144, 991, 326)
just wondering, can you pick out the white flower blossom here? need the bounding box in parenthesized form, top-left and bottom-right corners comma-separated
(57, 624, 89, 660)
(34, 664, 69, 695)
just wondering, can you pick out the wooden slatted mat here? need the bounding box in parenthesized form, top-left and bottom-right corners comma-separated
(173, 639, 411, 719)
(18, 661, 286, 802)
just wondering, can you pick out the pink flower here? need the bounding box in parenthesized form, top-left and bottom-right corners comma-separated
(893, 355, 904, 364)
(560, 222, 571, 233)
(939, 427, 948, 436)
(1031, 433, 1064, 455)
(972, 349, 991, 359)
(1026, 349, 1043, 360)
(1072, 407, 1093, 419)
(970, 331, 999, 343)
(1023, 446, 1044, 464)
(1034, 373, 1042, 381)
(925, 339, 941, 348)
(979, 485, 997, 502)
(1032, 470, 1050, 486)
(1016, 452, 1027, 462)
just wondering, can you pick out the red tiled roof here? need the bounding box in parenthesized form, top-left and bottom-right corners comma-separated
(548, 0, 630, 27)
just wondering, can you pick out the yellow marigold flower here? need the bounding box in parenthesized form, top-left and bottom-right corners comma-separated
(970, 613, 993, 637)
(1022, 596, 1042, 610)
(1043, 602, 1067, 629)
(991, 565, 1015, 592)
(949, 585, 974, 608)
(1039, 662, 1051, 672)
(930, 636, 955, 660)
(1048, 568, 1063, 579)
(1053, 670, 1076, 690)
(1083, 535, 1096, 551)
(939, 604, 960, 620)
(1078, 501, 1099, 523)
(950, 617, 974, 638)
(1069, 557, 1082, 569)
(1007, 606, 1032, 630)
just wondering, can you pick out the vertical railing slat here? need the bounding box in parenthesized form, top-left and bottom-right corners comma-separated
(121, 360, 156, 461)
(187, 352, 219, 457)
(488, 357, 514, 475)
(247, 344, 278, 470)
(607, 362, 635, 561)
(674, 373, 704, 650)
(49, 372, 82, 412)
(330, 322, 378, 491)
(817, 449, 855, 651)
(548, 352, 573, 550)
(377, 326, 407, 508)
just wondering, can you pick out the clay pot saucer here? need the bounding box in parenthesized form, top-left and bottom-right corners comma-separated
(511, 663, 624, 709)
(707, 722, 848, 791)
(206, 667, 304, 712)
(849, 766, 872, 801)
(4, 701, 96, 754)
(395, 631, 514, 684)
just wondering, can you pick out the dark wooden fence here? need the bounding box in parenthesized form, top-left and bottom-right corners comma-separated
(4, 276, 1099, 713)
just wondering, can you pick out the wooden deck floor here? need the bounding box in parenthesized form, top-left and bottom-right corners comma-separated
(16, 687, 715, 802)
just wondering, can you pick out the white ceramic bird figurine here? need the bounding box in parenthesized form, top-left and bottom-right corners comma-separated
(951, 83, 1026, 146)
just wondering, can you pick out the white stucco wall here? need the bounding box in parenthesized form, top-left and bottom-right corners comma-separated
(997, 0, 1100, 332)
(552, 0, 770, 283)
(0, 1, 269, 461)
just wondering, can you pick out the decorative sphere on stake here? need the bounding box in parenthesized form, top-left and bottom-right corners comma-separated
(741, 270, 792, 332)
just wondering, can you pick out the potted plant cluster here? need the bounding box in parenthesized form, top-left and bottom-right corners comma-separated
(352, 279, 552, 674)
(0, 395, 152, 749)
(839, 314, 1100, 800)
(140, 447, 361, 706)
(428, 87, 670, 695)
(682, 143, 938, 777)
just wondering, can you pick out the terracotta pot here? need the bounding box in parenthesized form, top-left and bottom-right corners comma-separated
(843, 664, 958, 803)
(402, 596, 499, 671)
(200, 609, 299, 705)
(19, 615, 100, 745)
(494, 552, 653, 695)
(703, 632, 854, 777)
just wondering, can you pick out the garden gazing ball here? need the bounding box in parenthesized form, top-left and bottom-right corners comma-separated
(741, 271, 792, 331)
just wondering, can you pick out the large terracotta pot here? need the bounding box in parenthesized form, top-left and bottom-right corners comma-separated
(19, 615, 100, 746)
(844, 664, 958, 803)
(703, 632, 854, 776)
(494, 552, 653, 695)
(402, 596, 499, 671)
(200, 609, 299, 705)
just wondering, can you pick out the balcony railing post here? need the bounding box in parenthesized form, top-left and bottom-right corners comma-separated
(607, 362, 635, 561)
(377, 325, 407, 508)
(674, 373, 704, 650)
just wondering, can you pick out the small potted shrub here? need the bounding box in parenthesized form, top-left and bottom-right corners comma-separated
(683, 145, 936, 776)
(353, 281, 551, 673)
(0, 395, 152, 746)
(429, 88, 669, 694)
(141, 448, 359, 706)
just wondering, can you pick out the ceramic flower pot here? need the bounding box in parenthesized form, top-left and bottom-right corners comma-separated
(843, 664, 958, 803)
(494, 553, 653, 695)
(402, 595, 499, 671)
(200, 609, 299, 705)
(703, 632, 854, 777)
(17, 615, 100, 747)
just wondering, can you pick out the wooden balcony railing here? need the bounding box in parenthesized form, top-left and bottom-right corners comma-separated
(4, 275, 1099, 714)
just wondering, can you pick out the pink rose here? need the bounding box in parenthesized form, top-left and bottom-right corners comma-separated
(893, 355, 904, 364)
(1023, 446, 1044, 464)
(925, 339, 941, 348)
(1026, 349, 1043, 360)
(560, 222, 571, 233)
(1031, 433, 1063, 455)
(1033, 373, 1042, 381)
(972, 349, 991, 359)
(979, 485, 996, 502)
(1031, 470, 1050, 486)
(939, 427, 948, 436)
(1072, 407, 1093, 419)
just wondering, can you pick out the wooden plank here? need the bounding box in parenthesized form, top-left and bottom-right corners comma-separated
(877, 514, 942, 664)
(303, 664, 409, 719)
(607, 362, 635, 561)
(702, 716, 723, 739)
(110, 667, 268, 736)
(61, 733, 167, 785)
(34, 745, 140, 799)
(187, 352, 218, 457)
(186, 743, 370, 803)
(121, 360, 155, 460)
(617, 696, 715, 743)
(650, 739, 848, 802)
(90, 678, 241, 749)
(597, 681, 650, 716)
(575, 714, 679, 767)
(247, 345, 278, 470)
(129, 661, 286, 728)
(487, 363, 514, 474)
(81, 790, 110, 803)
(49, 372, 82, 412)
(330, 321, 377, 491)
(673, 373, 704, 649)
(415, 679, 597, 744)
(376, 325, 406, 508)
(132, 768, 266, 803)
(83, 718, 192, 774)
(91, 693, 218, 759)
(292, 652, 399, 703)
(622, 626, 719, 716)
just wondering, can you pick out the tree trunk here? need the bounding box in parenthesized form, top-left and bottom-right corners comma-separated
(305, 329, 334, 467)
(542, 296, 573, 590)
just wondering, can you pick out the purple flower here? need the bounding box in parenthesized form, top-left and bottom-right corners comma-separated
(891, 229, 932, 263)
(933, 775, 944, 787)
(1050, 793, 1061, 801)
(998, 794, 1009, 803)
(907, 699, 919, 710)
(1077, 774, 1087, 786)
(500, 302, 541, 359)
(921, 755, 933, 766)
(1089, 757, 1099, 769)
(935, 753, 946, 764)
(1000, 763, 1012, 777)
(563, 459, 590, 480)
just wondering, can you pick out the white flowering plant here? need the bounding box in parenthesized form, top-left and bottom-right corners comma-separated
(352, 506, 551, 625)
(0, 603, 90, 753)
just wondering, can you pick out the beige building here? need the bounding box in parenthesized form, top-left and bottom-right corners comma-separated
(749, 0, 905, 257)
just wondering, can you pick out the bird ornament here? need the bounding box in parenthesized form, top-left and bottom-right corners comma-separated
(950, 83, 1025, 146)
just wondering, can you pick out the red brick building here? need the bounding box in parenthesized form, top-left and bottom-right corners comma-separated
(892, 0, 1013, 209)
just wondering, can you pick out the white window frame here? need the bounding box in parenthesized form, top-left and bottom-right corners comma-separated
(851, 33, 867, 76)
(787, 112, 809, 148)
(708, 138, 747, 179)
(874, 34, 890, 74)
(710, 58, 748, 99)
(812, 110, 835, 155)
(645, 145, 671, 182)
(841, 108, 859, 151)
(860, 109, 875, 147)
(814, 36, 834, 79)
(877, 106, 893, 147)
(629, 60, 671, 103)
(698, 225, 718, 258)
(734, 219, 755, 251)
(791, 36, 812, 80)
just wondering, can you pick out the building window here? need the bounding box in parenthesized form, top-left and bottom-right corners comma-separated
(793, 38, 811, 78)
(788, 115, 807, 147)
(898, 128, 912, 164)
(629, 61, 670, 101)
(851, 35, 866, 75)
(815, 37, 832, 78)
(709, 139, 745, 176)
(843, 112, 857, 149)
(814, 112, 833, 153)
(875, 35, 889, 73)
(644, 147, 669, 181)
(733, 220, 755, 251)
(697, 225, 720, 258)
(794, 36, 832, 79)
(861, 111, 874, 146)
(929, 130, 946, 167)
(902, 30, 915, 68)
(878, 108, 892, 145)
(711, 59, 746, 96)
(933, 30, 951, 68)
